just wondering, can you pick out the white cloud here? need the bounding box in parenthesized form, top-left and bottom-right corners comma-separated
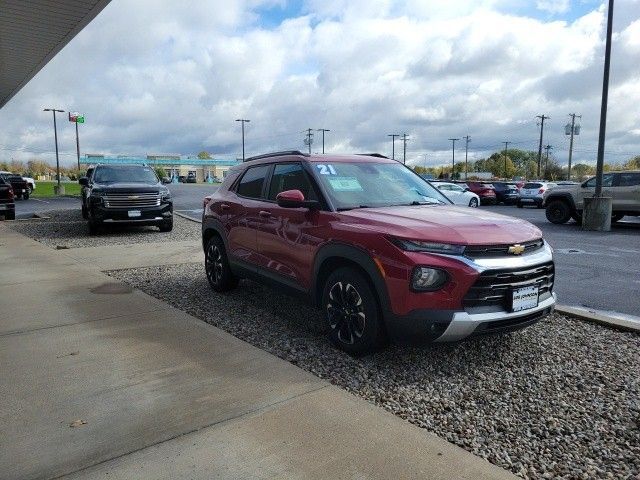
(0, 0, 639, 169)
(536, 0, 571, 14)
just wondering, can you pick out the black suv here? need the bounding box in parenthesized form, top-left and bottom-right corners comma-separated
(79, 164, 173, 234)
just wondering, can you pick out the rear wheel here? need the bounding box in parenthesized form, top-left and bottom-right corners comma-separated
(322, 267, 386, 356)
(545, 200, 571, 224)
(23, 191, 29, 200)
(205, 236, 238, 292)
(468, 197, 479, 208)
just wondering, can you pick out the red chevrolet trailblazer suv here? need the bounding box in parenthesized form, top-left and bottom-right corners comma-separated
(202, 152, 555, 355)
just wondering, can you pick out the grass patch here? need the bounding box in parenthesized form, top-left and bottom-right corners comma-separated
(31, 181, 81, 198)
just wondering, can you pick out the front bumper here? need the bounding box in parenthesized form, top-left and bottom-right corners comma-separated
(90, 202, 172, 225)
(386, 293, 555, 343)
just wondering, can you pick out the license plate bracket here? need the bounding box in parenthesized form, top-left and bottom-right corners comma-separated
(511, 285, 539, 312)
(128, 210, 141, 218)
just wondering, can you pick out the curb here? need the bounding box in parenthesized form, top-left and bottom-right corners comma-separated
(174, 211, 202, 224)
(556, 305, 640, 333)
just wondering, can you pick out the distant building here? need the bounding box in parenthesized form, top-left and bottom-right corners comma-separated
(79, 154, 240, 182)
(465, 171, 493, 180)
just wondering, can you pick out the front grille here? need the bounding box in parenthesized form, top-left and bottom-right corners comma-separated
(103, 193, 160, 209)
(464, 239, 544, 258)
(463, 261, 554, 310)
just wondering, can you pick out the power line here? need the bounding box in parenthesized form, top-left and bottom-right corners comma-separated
(566, 113, 581, 181)
(401, 133, 409, 165)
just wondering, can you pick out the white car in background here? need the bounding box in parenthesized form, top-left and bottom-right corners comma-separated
(434, 182, 480, 207)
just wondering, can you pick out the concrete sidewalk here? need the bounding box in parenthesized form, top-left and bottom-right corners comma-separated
(0, 225, 515, 480)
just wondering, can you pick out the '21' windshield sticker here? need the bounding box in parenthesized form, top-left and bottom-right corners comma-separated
(316, 164, 337, 175)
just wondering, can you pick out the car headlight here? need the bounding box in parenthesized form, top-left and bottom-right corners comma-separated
(391, 238, 465, 255)
(411, 267, 449, 291)
(161, 191, 171, 202)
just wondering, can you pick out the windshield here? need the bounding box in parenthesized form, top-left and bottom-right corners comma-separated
(312, 161, 451, 210)
(93, 165, 158, 184)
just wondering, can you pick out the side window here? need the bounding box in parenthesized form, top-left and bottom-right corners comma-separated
(584, 174, 613, 188)
(236, 165, 270, 199)
(268, 163, 317, 201)
(618, 173, 640, 187)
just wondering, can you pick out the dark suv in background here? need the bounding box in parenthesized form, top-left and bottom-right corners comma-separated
(201, 151, 555, 355)
(492, 182, 520, 205)
(79, 164, 173, 234)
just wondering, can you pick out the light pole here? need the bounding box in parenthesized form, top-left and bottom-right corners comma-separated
(388, 134, 399, 160)
(69, 112, 85, 170)
(235, 119, 250, 161)
(503, 141, 511, 179)
(317, 129, 330, 154)
(536, 115, 549, 178)
(463, 135, 471, 180)
(44, 108, 65, 194)
(449, 138, 459, 179)
(566, 114, 581, 181)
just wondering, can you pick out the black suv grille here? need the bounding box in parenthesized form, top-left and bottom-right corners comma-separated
(464, 239, 544, 258)
(463, 261, 554, 310)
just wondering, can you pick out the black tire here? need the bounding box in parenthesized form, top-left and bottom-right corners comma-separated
(611, 214, 624, 223)
(23, 191, 29, 200)
(88, 214, 101, 235)
(81, 203, 88, 219)
(545, 200, 572, 224)
(322, 267, 386, 356)
(5, 211, 15, 220)
(572, 211, 583, 225)
(516, 201, 523, 208)
(468, 197, 479, 208)
(28, 185, 33, 194)
(159, 219, 173, 232)
(205, 236, 238, 292)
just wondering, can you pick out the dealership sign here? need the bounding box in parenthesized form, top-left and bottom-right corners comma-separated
(69, 112, 84, 123)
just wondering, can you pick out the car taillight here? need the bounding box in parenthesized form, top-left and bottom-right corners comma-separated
(538, 188, 545, 194)
(8, 188, 14, 200)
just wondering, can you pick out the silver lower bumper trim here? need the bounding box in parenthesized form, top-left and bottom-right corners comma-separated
(435, 293, 556, 342)
(102, 217, 164, 223)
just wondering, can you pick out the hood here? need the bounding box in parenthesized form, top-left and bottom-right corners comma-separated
(93, 182, 161, 193)
(338, 205, 542, 245)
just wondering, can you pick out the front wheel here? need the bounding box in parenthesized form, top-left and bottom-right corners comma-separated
(23, 191, 30, 200)
(468, 197, 479, 208)
(205, 236, 238, 292)
(516, 201, 523, 209)
(322, 267, 386, 356)
(545, 200, 571, 224)
(158, 219, 173, 232)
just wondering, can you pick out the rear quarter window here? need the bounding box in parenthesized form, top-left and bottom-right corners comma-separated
(236, 164, 270, 199)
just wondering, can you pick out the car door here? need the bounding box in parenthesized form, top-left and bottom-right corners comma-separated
(576, 174, 615, 210)
(227, 163, 271, 267)
(255, 162, 324, 290)
(447, 184, 467, 205)
(614, 172, 640, 212)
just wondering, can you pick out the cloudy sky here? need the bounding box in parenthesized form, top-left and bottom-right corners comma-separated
(1, 0, 639, 168)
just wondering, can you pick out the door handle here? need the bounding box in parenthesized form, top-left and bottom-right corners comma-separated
(259, 210, 272, 218)
(220, 203, 230, 210)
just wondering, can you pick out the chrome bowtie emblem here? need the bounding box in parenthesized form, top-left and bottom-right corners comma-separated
(508, 244, 525, 255)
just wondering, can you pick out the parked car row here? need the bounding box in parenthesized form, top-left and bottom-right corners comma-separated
(0, 175, 16, 220)
(0, 172, 31, 200)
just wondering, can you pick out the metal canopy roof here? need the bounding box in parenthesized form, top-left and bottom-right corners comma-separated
(0, 0, 111, 108)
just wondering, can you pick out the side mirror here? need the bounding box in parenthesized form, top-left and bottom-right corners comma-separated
(79, 177, 88, 186)
(276, 189, 319, 209)
(464, 187, 470, 192)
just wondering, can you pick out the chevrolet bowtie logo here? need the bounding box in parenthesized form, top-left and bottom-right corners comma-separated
(508, 244, 525, 255)
(128, 195, 139, 200)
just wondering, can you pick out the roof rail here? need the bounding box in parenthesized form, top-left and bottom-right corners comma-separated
(244, 150, 309, 162)
(356, 153, 389, 159)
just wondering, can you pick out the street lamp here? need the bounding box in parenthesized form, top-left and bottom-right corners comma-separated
(236, 119, 250, 161)
(44, 108, 65, 194)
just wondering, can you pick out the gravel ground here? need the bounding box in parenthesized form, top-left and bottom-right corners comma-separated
(8, 209, 200, 248)
(109, 263, 640, 480)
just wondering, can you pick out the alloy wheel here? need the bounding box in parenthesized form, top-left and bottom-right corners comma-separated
(326, 281, 366, 345)
(206, 244, 223, 285)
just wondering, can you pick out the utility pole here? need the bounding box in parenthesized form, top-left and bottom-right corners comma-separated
(566, 113, 581, 181)
(448, 138, 459, 180)
(401, 133, 408, 164)
(317, 128, 330, 154)
(388, 134, 399, 160)
(595, 0, 614, 198)
(544, 144, 553, 178)
(44, 108, 65, 194)
(463, 135, 471, 180)
(536, 115, 549, 178)
(304, 128, 314, 154)
(503, 141, 511, 179)
(235, 119, 250, 161)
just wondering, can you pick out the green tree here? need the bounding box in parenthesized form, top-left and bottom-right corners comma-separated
(623, 156, 640, 169)
(197, 151, 212, 159)
(571, 163, 594, 180)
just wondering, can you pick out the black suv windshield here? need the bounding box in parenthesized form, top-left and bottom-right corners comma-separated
(94, 165, 158, 184)
(312, 161, 450, 210)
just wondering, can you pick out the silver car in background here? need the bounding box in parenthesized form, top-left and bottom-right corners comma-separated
(517, 181, 557, 208)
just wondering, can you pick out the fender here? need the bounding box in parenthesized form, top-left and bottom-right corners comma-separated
(311, 242, 391, 313)
(545, 192, 576, 210)
(201, 216, 228, 252)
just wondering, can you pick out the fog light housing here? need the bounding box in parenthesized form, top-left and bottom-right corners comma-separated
(411, 267, 449, 291)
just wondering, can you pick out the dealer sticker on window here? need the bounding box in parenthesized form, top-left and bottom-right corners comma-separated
(511, 285, 539, 312)
(327, 177, 363, 191)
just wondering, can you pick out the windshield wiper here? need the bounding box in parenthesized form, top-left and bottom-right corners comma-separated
(337, 205, 372, 211)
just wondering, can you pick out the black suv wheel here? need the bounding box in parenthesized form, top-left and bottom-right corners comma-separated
(322, 267, 386, 356)
(159, 218, 173, 232)
(545, 200, 572, 224)
(205, 236, 238, 292)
